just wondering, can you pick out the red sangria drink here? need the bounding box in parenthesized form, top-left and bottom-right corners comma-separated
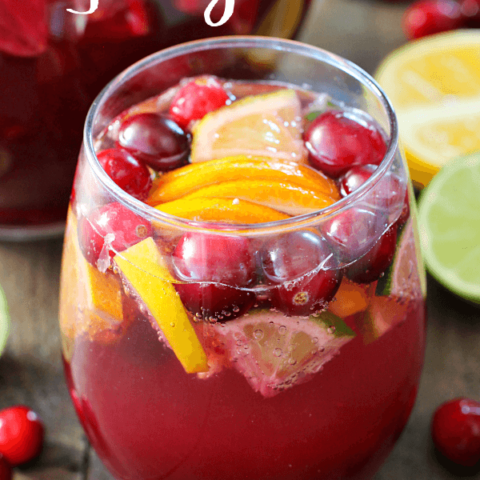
(59, 38, 427, 480)
(0, 0, 310, 240)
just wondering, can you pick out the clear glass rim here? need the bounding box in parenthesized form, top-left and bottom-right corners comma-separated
(84, 36, 399, 236)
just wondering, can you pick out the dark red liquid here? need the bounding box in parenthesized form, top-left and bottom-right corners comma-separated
(0, 0, 310, 232)
(64, 296, 425, 480)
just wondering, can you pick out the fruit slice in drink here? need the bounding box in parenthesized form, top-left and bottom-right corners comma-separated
(191, 89, 306, 163)
(207, 309, 355, 397)
(114, 237, 208, 373)
(147, 156, 338, 205)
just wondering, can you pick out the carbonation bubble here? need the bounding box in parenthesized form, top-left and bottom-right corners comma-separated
(278, 325, 287, 335)
(253, 329, 264, 340)
(273, 348, 283, 358)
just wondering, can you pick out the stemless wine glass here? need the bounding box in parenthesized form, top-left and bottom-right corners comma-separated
(0, 0, 310, 240)
(59, 37, 427, 480)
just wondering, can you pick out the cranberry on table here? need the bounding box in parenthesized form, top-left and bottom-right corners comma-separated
(169, 77, 230, 129)
(172, 233, 256, 322)
(0, 406, 44, 467)
(260, 230, 342, 316)
(345, 223, 398, 284)
(403, 0, 463, 40)
(304, 110, 387, 179)
(97, 148, 152, 200)
(431, 398, 480, 467)
(78, 202, 153, 266)
(117, 113, 190, 172)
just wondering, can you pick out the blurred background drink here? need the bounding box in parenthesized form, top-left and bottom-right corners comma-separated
(0, 0, 311, 240)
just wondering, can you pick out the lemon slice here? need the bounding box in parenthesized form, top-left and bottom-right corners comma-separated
(114, 237, 208, 373)
(418, 152, 480, 303)
(376, 30, 480, 187)
(0, 285, 10, 356)
(191, 89, 306, 164)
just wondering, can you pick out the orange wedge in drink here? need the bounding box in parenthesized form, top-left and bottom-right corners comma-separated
(147, 156, 338, 205)
(155, 197, 290, 224)
(191, 89, 307, 163)
(59, 209, 128, 348)
(180, 179, 337, 216)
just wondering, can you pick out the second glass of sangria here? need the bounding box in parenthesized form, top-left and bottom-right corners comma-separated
(60, 37, 427, 480)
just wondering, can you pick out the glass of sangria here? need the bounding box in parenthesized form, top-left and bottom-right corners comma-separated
(60, 37, 427, 480)
(0, 0, 310, 240)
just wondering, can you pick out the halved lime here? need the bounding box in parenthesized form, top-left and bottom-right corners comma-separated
(0, 285, 10, 355)
(417, 152, 480, 303)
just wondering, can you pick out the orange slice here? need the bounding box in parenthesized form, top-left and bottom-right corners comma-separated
(155, 197, 290, 224)
(180, 179, 337, 216)
(59, 209, 127, 348)
(191, 89, 307, 163)
(147, 156, 339, 205)
(114, 237, 208, 374)
(328, 279, 370, 318)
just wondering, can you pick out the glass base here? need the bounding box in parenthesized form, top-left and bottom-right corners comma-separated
(0, 222, 65, 242)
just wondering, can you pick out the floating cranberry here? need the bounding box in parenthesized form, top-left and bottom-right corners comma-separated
(0, 456, 11, 480)
(340, 165, 409, 223)
(78, 202, 152, 266)
(431, 398, 480, 467)
(323, 207, 383, 264)
(172, 233, 256, 322)
(304, 110, 387, 179)
(117, 113, 190, 172)
(0, 406, 44, 467)
(261, 230, 342, 316)
(346, 223, 398, 284)
(97, 148, 152, 200)
(403, 0, 463, 40)
(169, 77, 230, 129)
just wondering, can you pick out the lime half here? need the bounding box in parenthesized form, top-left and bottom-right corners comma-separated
(0, 285, 10, 355)
(418, 152, 480, 303)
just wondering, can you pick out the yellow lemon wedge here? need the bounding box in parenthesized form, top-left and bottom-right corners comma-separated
(114, 237, 208, 373)
(376, 30, 480, 187)
(191, 89, 306, 164)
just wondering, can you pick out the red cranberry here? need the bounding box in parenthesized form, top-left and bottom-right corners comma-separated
(117, 113, 190, 172)
(172, 233, 256, 322)
(323, 207, 383, 264)
(97, 148, 152, 200)
(432, 398, 480, 467)
(340, 165, 408, 222)
(0, 456, 11, 480)
(78, 202, 153, 266)
(460, 0, 480, 26)
(169, 77, 230, 129)
(261, 231, 342, 316)
(346, 223, 398, 284)
(0, 406, 44, 466)
(304, 110, 387, 179)
(403, 0, 463, 40)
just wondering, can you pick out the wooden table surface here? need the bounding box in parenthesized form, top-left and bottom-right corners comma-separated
(1, 1, 480, 479)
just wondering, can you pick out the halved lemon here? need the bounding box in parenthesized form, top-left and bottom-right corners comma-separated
(191, 89, 307, 163)
(376, 30, 480, 187)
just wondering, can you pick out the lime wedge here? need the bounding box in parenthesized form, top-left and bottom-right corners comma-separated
(0, 285, 10, 355)
(418, 152, 480, 303)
